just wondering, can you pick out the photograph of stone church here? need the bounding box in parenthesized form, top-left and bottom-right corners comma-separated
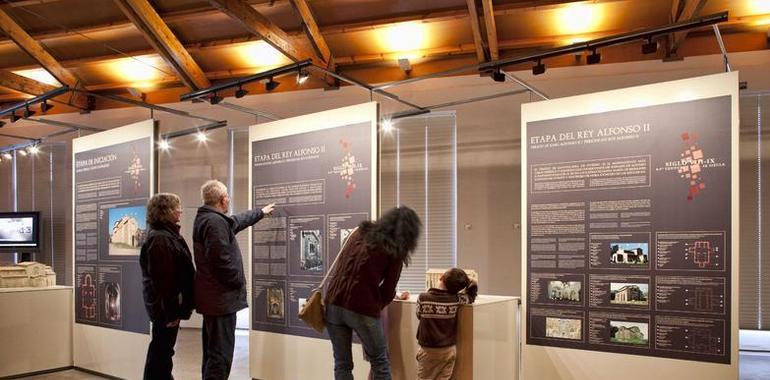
(108, 205, 147, 256)
(610, 321, 649, 345)
(610, 283, 649, 306)
(548, 280, 582, 302)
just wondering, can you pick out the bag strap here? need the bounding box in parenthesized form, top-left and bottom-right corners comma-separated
(318, 226, 359, 290)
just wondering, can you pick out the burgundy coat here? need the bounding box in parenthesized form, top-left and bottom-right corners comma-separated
(325, 225, 403, 318)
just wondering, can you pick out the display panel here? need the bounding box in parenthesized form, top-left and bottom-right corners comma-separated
(73, 124, 154, 334)
(525, 96, 733, 364)
(250, 122, 374, 338)
(0, 212, 39, 248)
(249, 102, 377, 343)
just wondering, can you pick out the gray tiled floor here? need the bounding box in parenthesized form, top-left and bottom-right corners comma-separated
(14, 329, 770, 379)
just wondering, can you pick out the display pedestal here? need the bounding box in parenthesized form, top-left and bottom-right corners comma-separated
(0, 286, 73, 378)
(387, 295, 520, 380)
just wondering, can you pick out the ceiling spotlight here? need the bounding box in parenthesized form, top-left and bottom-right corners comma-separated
(23, 106, 35, 118)
(381, 119, 394, 132)
(40, 100, 54, 114)
(28, 145, 39, 154)
(491, 68, 506, 82)
(158, 139, 171, 150)
(209, 93, 223, 105)
(397, 58, 412, 73)
(235, 86, 248, 99)
(2, 152, 11, 160)
(17, 149, 27, 156)
(297, 69, 310, 84)
(641, 38, 658, 55)
(0, 121, 5, 128)
(532, 60, 546, 75)
(196, 131, 208, 142)
(265, 78, 280, 92)
(10, 112, 20, 123)
(587, 49, 601, 65)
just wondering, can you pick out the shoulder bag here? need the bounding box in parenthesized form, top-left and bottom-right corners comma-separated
(298, 227, 358, 333)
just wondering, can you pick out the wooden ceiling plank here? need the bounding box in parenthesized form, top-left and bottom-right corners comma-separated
(207, 0, 319, 63)
(0, 8, 88, 109)
(115, 0, 211, 90)
(480, 0, 498, 61)
(465, 0, 487, 62)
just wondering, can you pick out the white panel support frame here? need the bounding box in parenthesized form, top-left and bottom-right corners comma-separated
(520, 72, 740, 380)
(72, 119, 156, 379)
(248, 102, 379, 380)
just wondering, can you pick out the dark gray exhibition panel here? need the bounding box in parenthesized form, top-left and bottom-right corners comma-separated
(525, 96, 732, 364)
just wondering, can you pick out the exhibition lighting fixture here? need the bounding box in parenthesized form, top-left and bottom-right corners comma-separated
(381, 119, 394, 132)
(40, 100, 53, 113)
(158, 139, 171, 150)
(532, 60, 546, 75)
(209, 93, 223, 105)
(397, 58, 412, 73)
(196, 131, 208, 142)
(297, 69, 310, 84)
(235, 86, 248, 99)
(28, 145, 39, 154)
(641, 37, 658, 54)
(23, 106, 35, 118)
(265, 77, 280, 92)
(2, 152, 11, 160)
(17, 149, 26, 156)
(180, 60, 312, 103)
(0, 121, 5, 128)
(587, 49, 601, 65)
(491, 68, 506, 82)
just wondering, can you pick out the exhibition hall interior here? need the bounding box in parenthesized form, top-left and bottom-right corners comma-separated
(0, 0, 768, 379)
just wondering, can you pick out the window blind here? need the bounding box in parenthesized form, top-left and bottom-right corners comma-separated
(738, 93, 770, 331)
(380, 112, 457, 293)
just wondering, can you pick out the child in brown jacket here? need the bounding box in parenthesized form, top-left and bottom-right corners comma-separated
(415, 268, 478, 380)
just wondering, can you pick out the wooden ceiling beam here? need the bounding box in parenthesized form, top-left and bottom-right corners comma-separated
(0, 70, 58, 95)
(289, 0, 332, 68)
(465, 0, 487, 62)
(669, 0, 708, 54)
(0, 8, 88, 109)
(207, 0, 321, 64)
(114, 0, 211, 90)
(480, 0, 499, 61)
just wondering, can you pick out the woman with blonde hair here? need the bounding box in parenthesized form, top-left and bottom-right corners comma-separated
(140, 193, 195, 380)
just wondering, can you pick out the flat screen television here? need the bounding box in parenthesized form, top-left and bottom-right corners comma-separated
(0, 211, 40, 250)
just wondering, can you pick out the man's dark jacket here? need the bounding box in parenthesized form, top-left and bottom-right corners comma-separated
(140, 222, 195, 323)
(193, 205, 264, 316)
